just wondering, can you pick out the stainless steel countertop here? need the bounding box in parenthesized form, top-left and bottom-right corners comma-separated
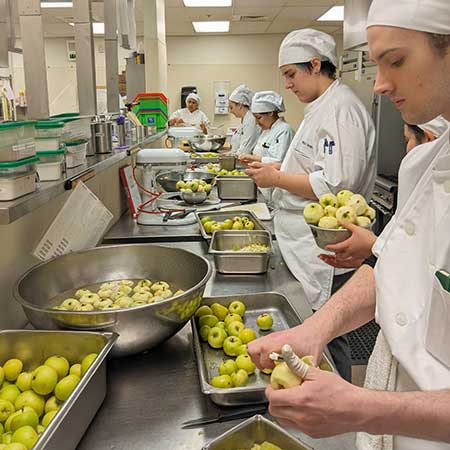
(0, 130, 167, 225)
(76, 241, 356, 450)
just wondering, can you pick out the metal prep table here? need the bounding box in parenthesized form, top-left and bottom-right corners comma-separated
(76, 234, 356, 450)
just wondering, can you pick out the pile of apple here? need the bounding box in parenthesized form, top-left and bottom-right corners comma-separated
(235, 442, 283, 450)
(207, 167, 247, 176)
(176, 179, 212, 194)
(0, 353, 97, 450)
(200, 215, 256, 234)
(195, 300, 273, 389)
(303, 190, 376, 229)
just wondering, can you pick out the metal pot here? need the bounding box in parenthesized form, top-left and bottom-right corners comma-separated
(92, 119, 113, 154)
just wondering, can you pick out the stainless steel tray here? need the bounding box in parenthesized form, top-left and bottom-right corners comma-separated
(202, 414, 313, 450)
(0, 330, 117, 450)
(209, 230, 272, 274)
(196, 210, 266, 240)
(192, 292, 335, 406)
(216, 176, 257, 201)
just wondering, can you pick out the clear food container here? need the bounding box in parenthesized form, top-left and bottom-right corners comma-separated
(50, 113, 91, 143)
(65, 139, 88, 168)
(35, 120, 64, 152)
(0, 120, 36, 161)
(0, 156, 37, 200)
(37, 148, 66, 181)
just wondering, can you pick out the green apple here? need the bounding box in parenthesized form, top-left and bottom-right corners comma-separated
(97, 288, 113, 299)
(200, 215, 212, 225)
(1, 433, 12, 444)
(54, 375, 80, 401)
(194, 305, 213, 318)
(238, 328, 257, 344)
(235, 354, 256, 375)
(11, 425, 38, 450)
(79, 304, 95, 311)
(224, 313, 242, 327)
(0, 385, 21, 404)
(356, 216, 371, 227)
(94, 299, 114, 309)
(6, 443, 28, 450)
(79, 293, 100, 304)
(60, 298, 81, 310)
(37, 425, 45, 434)
(318, 216, 339, 229)
(218, 359, 237, 376)
(15, 373, 32, 393)
(41, 410, 58, 428)
(202, 221, 215, 234)
(319, 193, 338, 208)
(115, 296, 133, 308)
(0, 422, 3, 434)
(199, 325, 211, 342)
(15, 391, 45, 417)
(4, 410, 21, 432)
(303, 203, 324, 225)
(210, 303, 228, 321)
(198, 315, 219, 329)
(69, 364, 81, 378)
(363, 206, 376, 221)
(0, 366, 4, 386)
(75, 289, 91, 299)
(223, 336, 243, 357)
(210, 375, 233, 389)
(336, 189, 354, 207)
(232, 221, 244, 230)
(346, 194, 368, 215)
(227, 321, 245, 337)
(244, 221, 255, 230)
(221, 219, 233, 230)
(44, 396, 60, 414)
(270, 362, 302, 389)
(261, 368, 273, 375)
(228, 300, 246, 316)
(260, 442, 283, 450)
(215, 321, 226, 330)
(204, 184, 212, 194)
(236, 344, 248, 355)
(207, 327, 227, 349)
(336, 205, 357, 224)
(319, 359, 333, 372)
(256, 313, 273, 331)
(0, 399, 15, 422)
(324, 205, 337, 217)
(176, 180, 186, 190)
(3, 360, 23, 382)
(231, 369, 248, 387)
(9, 408, 39, 432)
(31, 366, 58, 396)
(80, 353, 98, 376)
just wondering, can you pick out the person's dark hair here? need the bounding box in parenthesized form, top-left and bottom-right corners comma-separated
(406, 123, 426, 144)
(427, 33, 450, 57)
(296, 60, 337, 79)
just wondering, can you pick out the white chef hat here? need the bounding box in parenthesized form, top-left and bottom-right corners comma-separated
(367, 0, 450, 34)
(229, 84, 254, 107)
(418, 116, 449, 137)
(186, 92, 200, 104)
(251, 91, 285, 113)
(278, 28, 338, 68)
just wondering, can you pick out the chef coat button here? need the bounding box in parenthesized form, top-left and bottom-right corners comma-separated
(395, 312, 408, 326)
(444, 180, 450, 193)
(404, 222, 415, 236)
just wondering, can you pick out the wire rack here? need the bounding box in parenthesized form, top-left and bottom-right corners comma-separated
(348, 320, 380, 365)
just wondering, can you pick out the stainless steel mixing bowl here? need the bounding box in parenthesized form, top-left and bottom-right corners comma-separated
(14, 244, 212, 357)
(156, 170, 216, 192)
(190, 135, 226, 152)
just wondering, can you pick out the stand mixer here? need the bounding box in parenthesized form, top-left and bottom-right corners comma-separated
(135, 148, 196, 226)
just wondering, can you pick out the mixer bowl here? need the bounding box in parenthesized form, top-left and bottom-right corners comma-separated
(156, 170, 216, 192)
(14, 244, 212, 357)
(190, 135, 226, 152)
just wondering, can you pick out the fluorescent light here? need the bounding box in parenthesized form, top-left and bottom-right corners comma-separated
(41, 2, 73, 7)
(317, 6, 344, 21)
(192, 21, 229, 32)
(92, 22, 105, 34)
(184, 0, 231, 6)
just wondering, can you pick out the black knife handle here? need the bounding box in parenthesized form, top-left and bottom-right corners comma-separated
(218, 405, 267, 423)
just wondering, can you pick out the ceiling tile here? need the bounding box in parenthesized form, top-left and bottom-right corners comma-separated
(275, 5, 331, 20)
(230, 22, 271, 34)
(231, 7, 281, 20)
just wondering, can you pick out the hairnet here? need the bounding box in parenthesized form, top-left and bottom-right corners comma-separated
(229, 84, 254, 107)
(251, 90, 285, 113)
(367, 0, 450, 34)
(186, 93, 200, 105)
(418, 116, 450, 137)
(278, 28, 338, 68)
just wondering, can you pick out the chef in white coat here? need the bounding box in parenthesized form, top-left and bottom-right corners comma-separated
(239, 90, 294, 165)
(168, 93, 210, 134)
(246, 29, 376, 380)
(247, 1, 450, 448)
(228, 84, 261, 155)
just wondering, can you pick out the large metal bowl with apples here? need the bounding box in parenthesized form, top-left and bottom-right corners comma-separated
(14, 244, 212, 357)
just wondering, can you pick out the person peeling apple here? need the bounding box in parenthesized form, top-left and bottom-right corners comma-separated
(248, 1, 450, 448)
(245, 28, 377, 381)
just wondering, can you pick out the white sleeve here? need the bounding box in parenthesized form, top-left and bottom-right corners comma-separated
(200, 111, 210, 126)
(261, 126, 294, 164)
(169, 109, 182, 121)
(236, 123, 260, 155)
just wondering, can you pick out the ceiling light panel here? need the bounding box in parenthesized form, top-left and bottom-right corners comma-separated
(192, 21, 230, 32)
(317, 6, 344, 21)
(92, 22, 105, 34)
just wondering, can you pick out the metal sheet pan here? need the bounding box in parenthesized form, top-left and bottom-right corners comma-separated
(192, 292, 335, 406)
(216, 176, 257, 201)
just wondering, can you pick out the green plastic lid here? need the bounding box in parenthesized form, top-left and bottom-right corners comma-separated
(0, 156, 38, 168)
(0, 120, 36, 130)
(36, 148, 66, 156)
(65, 139, 88, 146)
(50, 113, 80, 119)
(35, 121, 64, 129)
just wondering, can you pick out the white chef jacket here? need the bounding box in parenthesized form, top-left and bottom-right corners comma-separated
(366, 129, 450, 450)
(253, 118, 295, 164)
(230, 110, 261, 155)
(273, 79, 376, 310)
(169, 108, 210, 129)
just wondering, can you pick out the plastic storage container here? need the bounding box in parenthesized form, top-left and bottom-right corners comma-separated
(65, 139, 88, 168)
(0, 156, 37, 201)
(35, 120, 64, 152)
(0, 121, 36, 162)
(37, 148, 66, 181)
(50, 113, 91, 143)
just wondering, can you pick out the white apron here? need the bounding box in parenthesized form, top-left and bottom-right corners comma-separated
(168, 108, 210, 128)
(230, 110, 260, 155)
